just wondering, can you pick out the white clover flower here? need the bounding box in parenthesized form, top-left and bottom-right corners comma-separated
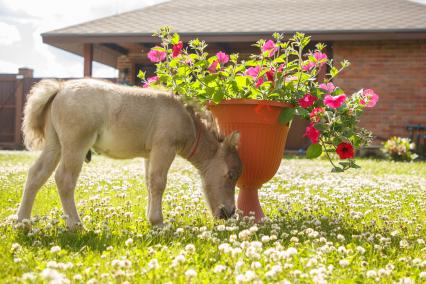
(21, 272, 36, 281)
(244, 270, 256, 281)
(283, 247, 296, 257)
(337, 246, 347, 255)
(125, 238, 133, 246)
(185, 244, 196, 253)
(265, 270, 276, 278)
(356, 246, 366, 254)
(47, 261, 59, 269)
(172, 254, 186, 266)
(261, 236, 270, 243)
(419, 272, 426, 280)
(366, 270, 377, 278)
(251, 261, 261, 269)
(337, 234, 345, 242)
(339, 259, 349, 267)
(11, 243, 21, 252)
(232, 247, 242, 258)
(185, 269, 197, 278)
(239, 230, 251, 240)
(399, 239, 409, 248)
(50, 246, 61, 253)
(290, 237, 299, 243)
(398, 277, 414, 284)
(216, 225, 226, 231)
(246, 224, 257, 232)
(148, 259, 159, 270)
(40, 268, 69, 284)
(386, 263, 395, 271)
(73, 274, 83, 281)
(236, 274, 245, 283)
(213, 265, 227, 273)
(235, 260, 244, 270)
(412, 258, 422, 267)
(218, 243, 232, 254)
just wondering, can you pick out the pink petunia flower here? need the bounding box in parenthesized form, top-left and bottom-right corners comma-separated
(255, 77, 264, 87)
(313, 51, 328, 66)
(302, 61, 316, 71)
(207, 60, 219, 73)
(298, 93, 317, 108)
(304, 123, 320, 144)
(245, 65, 261, 78)
(261, 40, 278, 57)
(285, 76, 298, 82)
(319, 82, 336, 94)
(216, 51, 229, 64)
(172, 41, 183, 58)
(143, 76, 159, 88)
(147, 48, 167, 63)
(265, 69, 275, 82)
(361, 89, 379, 107)
(310, 107, 325, 123)
(323, 94, 347, 109)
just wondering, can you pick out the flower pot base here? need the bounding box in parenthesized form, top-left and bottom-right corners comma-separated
(237, 188, 265, 222)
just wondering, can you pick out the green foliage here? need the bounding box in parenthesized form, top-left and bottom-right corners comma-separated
(382, 137, 418, 161)
(278, 108, 295, 124)
(306, 143, 322, 159)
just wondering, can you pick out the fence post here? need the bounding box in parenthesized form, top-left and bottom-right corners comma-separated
(14, 75, 24, 149)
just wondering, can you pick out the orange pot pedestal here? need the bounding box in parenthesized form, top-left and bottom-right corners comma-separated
(208, 99, 292, 222)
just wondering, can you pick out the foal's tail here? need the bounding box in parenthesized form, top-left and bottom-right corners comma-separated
(22, 79, 62, 150)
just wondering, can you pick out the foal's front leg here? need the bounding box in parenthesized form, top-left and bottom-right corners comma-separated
(146, 146, 175, 225)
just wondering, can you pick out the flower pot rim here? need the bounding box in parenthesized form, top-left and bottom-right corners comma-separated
(207, 99, 294, 108)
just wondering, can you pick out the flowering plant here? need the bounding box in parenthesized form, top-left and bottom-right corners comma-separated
(382, 137, 418, 161)
(139, 27, 379, 172)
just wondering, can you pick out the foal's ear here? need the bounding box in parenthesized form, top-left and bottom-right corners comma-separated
(224, 131, 240, 148)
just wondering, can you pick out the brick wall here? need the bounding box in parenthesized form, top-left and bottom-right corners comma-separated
(333, 40, 426, 142)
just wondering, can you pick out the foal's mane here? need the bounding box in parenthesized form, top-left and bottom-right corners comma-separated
(182, 101, 225, 143)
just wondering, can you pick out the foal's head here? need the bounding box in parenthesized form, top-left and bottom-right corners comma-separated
(200, 131, 242, 219)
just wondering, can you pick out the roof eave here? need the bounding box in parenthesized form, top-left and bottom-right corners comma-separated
(42, 29, 426, 44)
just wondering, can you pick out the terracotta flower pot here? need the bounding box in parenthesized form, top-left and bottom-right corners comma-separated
(208, 99, 292, 221)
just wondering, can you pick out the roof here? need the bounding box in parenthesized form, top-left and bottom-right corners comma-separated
(45, 0, 426, 36)
(41, 0, 426, 67)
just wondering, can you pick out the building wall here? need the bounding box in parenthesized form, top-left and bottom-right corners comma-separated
(333, 40, 426, 142)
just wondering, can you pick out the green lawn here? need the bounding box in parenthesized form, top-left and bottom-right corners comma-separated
(0, 151, 425, 283)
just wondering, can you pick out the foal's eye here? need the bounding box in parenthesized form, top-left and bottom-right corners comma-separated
(227, 171, 237, 180)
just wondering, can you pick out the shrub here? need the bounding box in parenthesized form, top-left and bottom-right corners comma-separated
(382, 137, 418, 161)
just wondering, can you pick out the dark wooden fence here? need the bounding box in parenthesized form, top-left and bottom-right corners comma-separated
(0, 70, 116, 150)
(0, 74, 25, 149)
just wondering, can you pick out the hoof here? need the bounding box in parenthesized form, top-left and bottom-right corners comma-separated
(15, 219, 32, 232)
(67, 222, 86, 232)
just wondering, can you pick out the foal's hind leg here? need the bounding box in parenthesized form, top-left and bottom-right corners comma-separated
(55, 137, 95, 230)
(146, 146, 175, 225)
(17, 129, 60, 223)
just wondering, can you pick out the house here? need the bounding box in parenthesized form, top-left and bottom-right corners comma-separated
(31, 0, 426, 148)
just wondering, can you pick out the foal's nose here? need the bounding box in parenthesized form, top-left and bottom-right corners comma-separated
(220, 206, 236, 219)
